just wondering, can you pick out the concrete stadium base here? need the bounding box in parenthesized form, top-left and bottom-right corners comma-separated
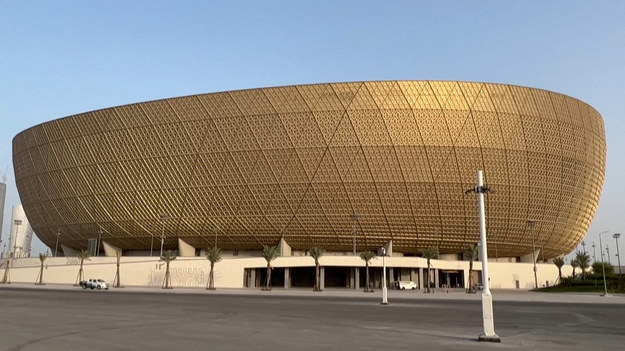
(0, 255, 573, 291)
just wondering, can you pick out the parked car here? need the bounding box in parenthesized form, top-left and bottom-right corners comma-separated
(395, 281, 417, 290)
(80, 279, 109, 290)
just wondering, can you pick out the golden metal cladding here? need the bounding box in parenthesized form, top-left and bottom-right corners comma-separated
(12, 81, 606, 258)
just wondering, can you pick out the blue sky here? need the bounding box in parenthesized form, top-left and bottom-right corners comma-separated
(1, 1, 624, 259)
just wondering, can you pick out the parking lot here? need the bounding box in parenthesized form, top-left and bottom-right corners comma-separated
(0, 286, 623, 351)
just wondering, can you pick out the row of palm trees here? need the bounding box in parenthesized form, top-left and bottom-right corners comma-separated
(552, 250, 591, 284)
(27, 243, 482, 291)
(27, 247, 221, 289)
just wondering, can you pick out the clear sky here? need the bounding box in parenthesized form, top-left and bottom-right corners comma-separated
(1, 1, 624, 261)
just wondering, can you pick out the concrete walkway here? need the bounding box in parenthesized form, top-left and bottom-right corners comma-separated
(2, 282, 624, 304)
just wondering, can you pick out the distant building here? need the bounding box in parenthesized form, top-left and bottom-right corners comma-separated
(0, 180, 5, 256)
(8, 205, 33, 258)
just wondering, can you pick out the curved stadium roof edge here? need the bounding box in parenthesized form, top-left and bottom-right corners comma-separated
(13, 80, 606, 259)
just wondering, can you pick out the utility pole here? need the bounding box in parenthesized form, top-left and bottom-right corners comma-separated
(54, 230, 61, 257)
(466, 170, 499, 342)
(527, 221, 538, 290)
(350, 213, 359, 290)
(159, 213, 169, 258)
(613, 233, 621, 275)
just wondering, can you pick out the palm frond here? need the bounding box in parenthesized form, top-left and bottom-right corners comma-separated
(206, 247, 222, 263)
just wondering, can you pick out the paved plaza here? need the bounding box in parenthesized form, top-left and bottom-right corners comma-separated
(0, 285, 623, 351)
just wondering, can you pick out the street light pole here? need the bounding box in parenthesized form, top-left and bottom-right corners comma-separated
(527, 221, 538, 290)
(466, 170, 499, 342)
(592, 242, 596, 262)
(54, 230, 60, 257)
(599, 231, 609, 296)
(350, 213, 359, 290)
(381, 247, 388, 305)
(614, 233, 621, 275)
(97, 227, 102, 257)
(159, 213, 169, 258)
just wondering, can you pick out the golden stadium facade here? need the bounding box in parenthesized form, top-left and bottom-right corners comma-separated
(13, 81, 606, 259)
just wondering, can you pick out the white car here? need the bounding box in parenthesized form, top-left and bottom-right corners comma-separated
(80, 279, 109, 290)
(395, 281, 417, 290)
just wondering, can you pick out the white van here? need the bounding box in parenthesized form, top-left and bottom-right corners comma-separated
(395, 281, 417, 290)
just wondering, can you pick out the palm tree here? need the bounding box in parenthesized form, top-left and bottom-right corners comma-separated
(570, 257, 579, 278)
(36, 253, 48, 285)
(422, 247, 439, 293)
(113, 251, 121, 288)
(359, 251, 376, 292)
(262, 245, 279, 291)
(309, 247, 325, 291)
(161, 250, 177, 289)
(465, 244, 479, 293)
(74, 250, 90, 286)
(1, 259, 9, 284)
(552, 257, 565, 284)
(575, 250, 591, 281)
(206, 247, 222, 290)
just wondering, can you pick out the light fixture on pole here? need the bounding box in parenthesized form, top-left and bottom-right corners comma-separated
(598, 231, 609, 296)
(54, 230, 61, 257)
(159, 213, 169, 258)
(381, 247, 388, 305)
(350, 213, 359, 290)
(613, 233, 621, 275)
(465, 170, 499, 342)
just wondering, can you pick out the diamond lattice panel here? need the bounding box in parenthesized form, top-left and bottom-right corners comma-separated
(12, 81, 606, 258)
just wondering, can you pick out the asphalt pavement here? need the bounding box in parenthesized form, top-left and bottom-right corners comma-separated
(0, 284, 623, 351)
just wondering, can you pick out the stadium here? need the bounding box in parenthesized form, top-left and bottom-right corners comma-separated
(9, 81, 605, 289)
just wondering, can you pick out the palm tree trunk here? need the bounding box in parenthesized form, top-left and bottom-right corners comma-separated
(315, 263, 320, 291)
(468, 260, 473, 293)
(365, 263, 370, 292)
(558, 269, 562, 284)
(75, 260, 84, 286)
(164, 261, 171, 289)
(37, 263, 44, 285)
(2, 262, 10, 284)
(209, 262, 215, 290)
(265, 264, 272, 290)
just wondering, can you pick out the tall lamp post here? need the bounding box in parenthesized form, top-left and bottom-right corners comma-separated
(381, 247, 388, 305)
(54, 230, 61, 257)
(13, 220, 22, 258)
(350, 213, 359, 290)
(598, 231, 609, 296)
(614, 233, 621, 275)
(96, 227, 102, 257)
(527, 221, 538, 290)
(159, 213, 169, 258)
(466, 170, 499, 342)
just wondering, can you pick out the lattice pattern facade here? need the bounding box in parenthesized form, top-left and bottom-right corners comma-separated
(13, 81, 606, 259)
